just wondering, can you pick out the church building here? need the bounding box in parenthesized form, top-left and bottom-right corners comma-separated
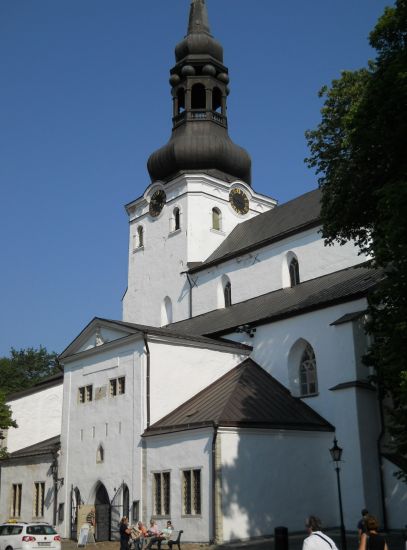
(1, 0, 405, 543)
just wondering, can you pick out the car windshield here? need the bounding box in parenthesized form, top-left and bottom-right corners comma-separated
(26, 526, 57, 535)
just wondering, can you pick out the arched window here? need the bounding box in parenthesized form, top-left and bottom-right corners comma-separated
(122, 484, 130, 519)
(224, 281, 232, 307)
(161, 296, 173, 325)
(96, 444, 104, 463)
(299, 344, 318, 396)
(137, 226, 144, 248)
(177, 88, 185, 113)
(173, 207, 181, 231)
(289, 257, 300, 287)
(212, 207, 221, 231)
(212, 87, 222, 112)
(191, 83, 206, 109)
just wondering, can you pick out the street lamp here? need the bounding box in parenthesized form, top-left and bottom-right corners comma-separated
(329, 437, 347, 550)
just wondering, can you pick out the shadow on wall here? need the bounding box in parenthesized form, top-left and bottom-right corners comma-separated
(219, 363, 337, 541)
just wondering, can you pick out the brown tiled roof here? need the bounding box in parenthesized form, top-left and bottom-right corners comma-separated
(2, 436, 60, 461)
(144, 359, 334, 436)
(170, 263, 383, 337)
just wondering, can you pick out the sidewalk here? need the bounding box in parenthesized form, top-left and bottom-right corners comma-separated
(62, 530, 405, 550)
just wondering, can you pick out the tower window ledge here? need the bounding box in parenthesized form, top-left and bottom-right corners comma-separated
(133, 246, 145, 253)
(210, 228, 225, 236)
(168, 228, 182, 237)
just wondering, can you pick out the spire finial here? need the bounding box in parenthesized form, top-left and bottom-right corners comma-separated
(188, 0, 210, 35)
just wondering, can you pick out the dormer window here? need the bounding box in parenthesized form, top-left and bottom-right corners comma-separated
(212, 207, 222, 231)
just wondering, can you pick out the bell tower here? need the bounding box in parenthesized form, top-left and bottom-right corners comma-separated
(147, 0, 252, 185)
(123, 0, 276, 327)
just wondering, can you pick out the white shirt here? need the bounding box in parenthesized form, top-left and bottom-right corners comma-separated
(303, 531, 339, 550)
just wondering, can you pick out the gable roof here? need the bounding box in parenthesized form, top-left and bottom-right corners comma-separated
(2, 436, 60, 461)
(190, 188, 322, 273)
(144, 359, 334, 436)
(170, 263, 384, 337)
(59, 317, 251, 360)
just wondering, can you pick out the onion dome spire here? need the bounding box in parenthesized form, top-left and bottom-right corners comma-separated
(147, 0, 252, 185)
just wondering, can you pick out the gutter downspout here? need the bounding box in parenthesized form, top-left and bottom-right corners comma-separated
(186, 273, 194, 318)
(143, 334, 151, 428)
(52, 449, 59, 527)
(211, 425, 218, 545)
(377, 384, 388, 530)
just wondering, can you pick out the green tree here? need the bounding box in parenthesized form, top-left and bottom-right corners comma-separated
(0, 391, 17, 459)
(305, 0, 407, 476)
(0, 346, 60, 395)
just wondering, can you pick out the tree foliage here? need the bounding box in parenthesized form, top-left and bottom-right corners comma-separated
(306, 0, 407, 476)
(0, 391, 17, 459)
(0, 346, 59, 458)
(0, 346, 59, 395)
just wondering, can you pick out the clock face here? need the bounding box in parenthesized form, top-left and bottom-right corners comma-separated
(229, 188, 249, 214)
(149, 189, 166, 217)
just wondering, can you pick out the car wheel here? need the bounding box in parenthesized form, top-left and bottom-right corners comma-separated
(5, 546, 13, 550)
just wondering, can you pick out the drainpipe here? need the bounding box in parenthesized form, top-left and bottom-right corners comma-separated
(186, 273, 194, 318)
(143, 334, 151, 428)
(52, 449, 59, 527)
(211, 425, 218, 545)
(377, 384, 388, 530)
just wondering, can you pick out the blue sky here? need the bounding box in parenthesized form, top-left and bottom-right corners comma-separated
(0, 0, 391, 357)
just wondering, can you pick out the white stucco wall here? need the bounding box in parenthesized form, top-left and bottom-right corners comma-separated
(123, 174, 275, 327)
(148, 340, 249, 424)
(58, 332, 248, 538)
(6, 383, 63, 453)
(192, 229, 366, 317)
(0, 457, 54, 524)
(59, 340, 145, 538)
(219, 298, 384, 527)
(219, 429, 337, 542)
(145, 429, 212, 543)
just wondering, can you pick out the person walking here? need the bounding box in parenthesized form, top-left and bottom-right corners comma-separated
(358, 509, 369, 542)
(303, 516, 339, 550)
(359, 515, 389, 550)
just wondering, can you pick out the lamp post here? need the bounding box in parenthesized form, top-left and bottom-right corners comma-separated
(329, 437, 347, 550)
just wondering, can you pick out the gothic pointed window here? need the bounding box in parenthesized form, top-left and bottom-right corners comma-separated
(289, 257, 300, 287)
(212, 207, 221, 231)
(161, 296, 173, 325)
(299, 344, 318, 396)
(224, 281, 232, 308)
(96, 444, 104, 464)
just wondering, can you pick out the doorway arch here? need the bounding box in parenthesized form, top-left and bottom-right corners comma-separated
(94, 483, 110, 541)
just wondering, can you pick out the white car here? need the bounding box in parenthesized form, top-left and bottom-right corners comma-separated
(0, 523, 61, 550)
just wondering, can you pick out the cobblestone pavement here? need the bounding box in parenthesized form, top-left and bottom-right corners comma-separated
(62, 530, 405, 550)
